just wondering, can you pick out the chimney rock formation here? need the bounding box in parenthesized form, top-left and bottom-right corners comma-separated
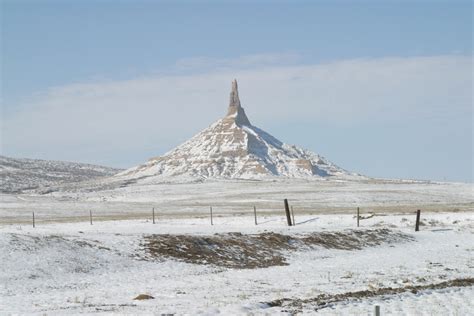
(226, 79, 251, 126)
(118, 80, 357, 182)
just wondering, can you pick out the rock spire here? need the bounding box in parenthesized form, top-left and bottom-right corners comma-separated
(229, 79, 241, 108)
(226, 79, 251, 126)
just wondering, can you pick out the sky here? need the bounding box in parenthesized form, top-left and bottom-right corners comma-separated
(1, 0, 473, 182)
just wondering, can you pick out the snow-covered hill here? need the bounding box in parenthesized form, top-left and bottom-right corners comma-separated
(118, 80, 360, 182)
(0, 155, 122, 193)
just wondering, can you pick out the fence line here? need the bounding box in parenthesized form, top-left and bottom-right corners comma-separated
(9, 202, 428, 231)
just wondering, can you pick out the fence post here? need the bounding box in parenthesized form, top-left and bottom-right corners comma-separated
(291, 206, 296, 225)
(89, 210, 93, 225)
(374, 305, 380, 316)
(254, 206, 257, 225)
(32, 212, 35, 228)
(284, 199, 292, 226)
(415, 209, 421, 232)
(152, 207, 155, 224)
(210, 206, 214, 226)
(357, 207, 360, 227)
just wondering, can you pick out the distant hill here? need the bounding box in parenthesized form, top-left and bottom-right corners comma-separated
(118, 79, 363, 183)
(0, 155, 122, 193)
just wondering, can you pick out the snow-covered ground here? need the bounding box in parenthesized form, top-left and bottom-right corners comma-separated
(1, 211, 473, 314)
(1, 178, 472, 314)
(0, 155, 121, 194)
(1, 179, 472, 224)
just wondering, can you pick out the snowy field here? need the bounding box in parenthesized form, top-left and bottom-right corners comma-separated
(1, 179, 473, 314)
(0, 179, 472, 224)
(1, 210, 473, 315)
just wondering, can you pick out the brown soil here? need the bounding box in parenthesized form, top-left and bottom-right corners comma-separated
(133, 294, 154, 300)
(140, 229, 413, 269)
(265, 278, 474, 313)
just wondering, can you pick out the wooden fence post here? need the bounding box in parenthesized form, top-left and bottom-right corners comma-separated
(415, 209, 421, 232)
(32, 212, 35, 228)
(210, 206, 214, 226)
(152, 207, 155, 224)
(89, 210, 93, 225)
(284, 199, 292, 226)
(254, 206, 257, 225)
(291, 206, 296, 225)
(375, 305, 380, 316)
(357, 207, 360, 227)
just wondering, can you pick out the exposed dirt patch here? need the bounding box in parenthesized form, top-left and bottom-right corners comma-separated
(133, 294, 154, 300)
(265, 278, 474, 313)
(140, 229, 413, 269)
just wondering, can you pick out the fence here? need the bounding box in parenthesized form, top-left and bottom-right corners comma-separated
(23, 200, 423, 232)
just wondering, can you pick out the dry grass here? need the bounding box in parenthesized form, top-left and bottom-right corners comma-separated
(140, 229, 413, 269)
(265, 278, 474, 313)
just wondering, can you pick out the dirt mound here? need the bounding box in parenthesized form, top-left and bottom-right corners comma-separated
(140, 229, 413, 269)
(142, 232, 291, 268)
(299, 229, 409, 250)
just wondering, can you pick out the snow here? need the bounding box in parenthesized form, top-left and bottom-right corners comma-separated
(314, 287, 474, 315)
(1, 179, 471, 224)
(0, 155, 121, 194)
(129, 115, 352, 180)
(1, 211, 473, 314)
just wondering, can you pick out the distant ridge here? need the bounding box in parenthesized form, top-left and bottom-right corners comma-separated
(0, 155, 122, 193)
(118, 80, 361, 182)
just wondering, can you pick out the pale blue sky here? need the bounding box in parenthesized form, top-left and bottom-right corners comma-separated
(1, 0, 473, 182)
